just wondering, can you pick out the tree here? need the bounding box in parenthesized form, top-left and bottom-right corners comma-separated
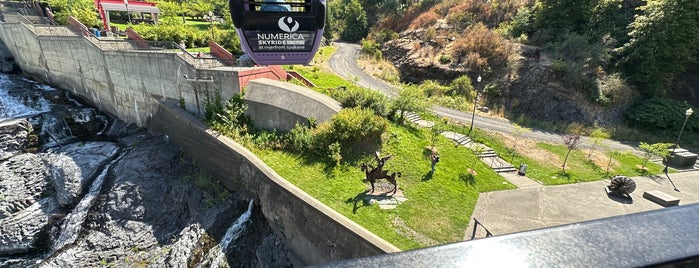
(587, 127, 610, 160)
(335, 0, 369, 42)
(534, 0, 597, 42)
(46, 0, 100, 27)
(391, 86, 430, 124)
(449, 75, 475, 100)
(638, 142, 672, 169)
(617, 0, 699, 95)
(560, 125, 583, 174)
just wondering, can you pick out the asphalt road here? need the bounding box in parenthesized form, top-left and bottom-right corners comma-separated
(328, 42, 640, 153)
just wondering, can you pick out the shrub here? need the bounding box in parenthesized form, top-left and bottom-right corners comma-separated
(420, 80, 450, 97)
(450, 23, 509, 71)
(438, 54, 452, 64)
(314, 108, 388, 149)
(448, 75, 475, 99)
(329, 86, 391, 117)
(410, 11, 440, 30)
(361, 40, 383, 60)
(625, 98, 698, 132)
(596, 73, 633, 106)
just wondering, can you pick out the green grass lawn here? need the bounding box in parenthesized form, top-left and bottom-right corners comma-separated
(480, 132, 668, 185)
(252, 123, 515, 250)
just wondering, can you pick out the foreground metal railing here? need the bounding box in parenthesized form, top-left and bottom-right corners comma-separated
(469, 218, 492, 240)
(319, 203, 699, 267)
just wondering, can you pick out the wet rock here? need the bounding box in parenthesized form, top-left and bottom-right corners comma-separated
(0, 119, 32, 161)
(46, 142, 120, 207)
(0, 197, 61, 255)
(0, 154, 50, 219)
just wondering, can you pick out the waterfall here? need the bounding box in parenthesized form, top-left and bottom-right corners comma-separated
(198, 199, 254, 268)
(0, 76, 49, 121)
(51, 153, 125, 252)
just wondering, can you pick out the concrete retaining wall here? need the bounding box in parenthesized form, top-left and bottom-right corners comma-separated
(245, 78, 342, 131)
(148, 98, 399, 265)
(0, 20, 242, 126)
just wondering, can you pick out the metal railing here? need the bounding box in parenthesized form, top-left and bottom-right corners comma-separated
(322, 203, 699, 267)
(469, 218, 492, 240)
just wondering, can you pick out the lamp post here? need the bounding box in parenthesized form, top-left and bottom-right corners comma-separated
(663, 107, 693, 191)
(468, 75, 482, 136)
(124, 0, 131, 24)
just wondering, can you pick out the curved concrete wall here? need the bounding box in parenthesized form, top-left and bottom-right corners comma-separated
(148, 98, 399, 265)
(245, 78, 342, 131)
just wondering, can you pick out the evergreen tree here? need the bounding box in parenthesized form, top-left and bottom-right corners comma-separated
(617, 0, 699, 95)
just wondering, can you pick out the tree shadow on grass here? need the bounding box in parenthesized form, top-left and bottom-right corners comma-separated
(345, 191, 369, 214)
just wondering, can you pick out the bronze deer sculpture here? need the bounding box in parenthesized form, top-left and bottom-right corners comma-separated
(361, 153, 400, 194)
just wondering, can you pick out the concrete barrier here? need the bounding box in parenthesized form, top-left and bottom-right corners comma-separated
(244, 78, 342, 131)
(147, 97, 400, 265)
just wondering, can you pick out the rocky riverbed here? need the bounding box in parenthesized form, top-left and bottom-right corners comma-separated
(0, 74, 291, 267)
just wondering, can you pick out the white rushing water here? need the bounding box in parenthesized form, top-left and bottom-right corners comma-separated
(198, 199, 254, 268)
(0, 75, 50, 121)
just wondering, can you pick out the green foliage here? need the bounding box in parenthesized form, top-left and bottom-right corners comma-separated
(625, 98, 698, 132)
(332, 0, 369, 42)
(369, 29, 400, 44)
(392, 85, 430, 123)
(438, 54, 451, 64)
(448, 75, 475, 100)
(253, 123, 514, 249)
(46, 0, 100, 27)
(360, 40, 383, 60)
(595, 73, 633, 106)
(209, 94, 252, 137)
(328, 86, 391, 117)
(638, 142, 672, 169)
(534, 0, 597, 43)
(419, 80, 449, 97)
(617, 0, 699, 95)
(314, 107, 389, 150)
(328, 142, 343, 165)
(497, 6, 534, 40)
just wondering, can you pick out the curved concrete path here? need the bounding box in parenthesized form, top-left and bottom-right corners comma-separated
(466, 170, 699, 239)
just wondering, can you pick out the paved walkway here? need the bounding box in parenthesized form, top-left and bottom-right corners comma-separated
(466, 170, 699, 239)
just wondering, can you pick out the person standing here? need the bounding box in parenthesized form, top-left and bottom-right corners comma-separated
(430, 151, 439, 173)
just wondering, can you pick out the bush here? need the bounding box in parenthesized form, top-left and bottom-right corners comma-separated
(438, 54, 452, 64)
(314, 108, 389, 151)
(625, 98, 698, 132)
(420, 80, 450, 97)
(361, 40, 383, 60)
(329, 86, 391, 117)
(448, 75, 475, 99)
(410, 11, 440, 30)
(596, 73, 633, 106)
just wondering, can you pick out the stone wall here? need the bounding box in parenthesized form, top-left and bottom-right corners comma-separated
(147, 97, 400, 265)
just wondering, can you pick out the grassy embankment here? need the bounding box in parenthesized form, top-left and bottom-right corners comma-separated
(245, 45, 667, 249)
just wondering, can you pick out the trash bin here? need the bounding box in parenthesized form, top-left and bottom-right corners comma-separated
(518, 163, 528, 176)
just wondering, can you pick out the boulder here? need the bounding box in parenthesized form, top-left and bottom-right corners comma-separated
(0, 119, 32, 161)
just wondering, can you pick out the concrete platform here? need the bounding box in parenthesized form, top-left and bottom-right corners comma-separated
(466, 171, 699, 239)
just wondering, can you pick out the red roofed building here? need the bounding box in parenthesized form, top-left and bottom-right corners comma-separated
(94, 0, 160, 31)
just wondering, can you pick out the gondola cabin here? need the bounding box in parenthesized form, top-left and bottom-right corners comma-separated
(229, 0, 326, 65)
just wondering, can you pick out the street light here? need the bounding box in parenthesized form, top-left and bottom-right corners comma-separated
(124, 0, 132, 24)
(662, 107, 693, 191)
(468, 75, 482, 136)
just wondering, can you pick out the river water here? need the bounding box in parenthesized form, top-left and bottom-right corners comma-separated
(0, 73, 289, 267)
